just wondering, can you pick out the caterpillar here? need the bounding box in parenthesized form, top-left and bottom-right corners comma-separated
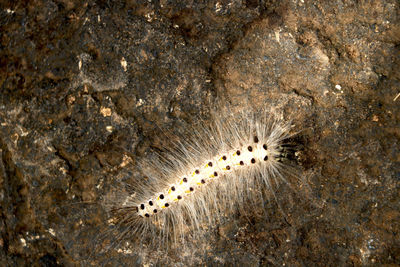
(90, 107, 303, 263)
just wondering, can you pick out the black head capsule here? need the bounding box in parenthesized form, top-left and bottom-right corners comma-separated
(248, 146, 253, 152)
(183, 177, 188, 182)
(177, 195, 182, 200)
(214, 171, 218, 176)
(145, 213, 150, 217)
(222, 155, 227, 160)
(148, 201, 153, 206)
(195, 170, 200, 174)
(263, 144, 267, 150)
(201, 179, 206, 184)
(236, 150, 241, 155)
(254, 136, 259, 143)
(140, 204, 145, 210)
(159, 194, 164, 200)
(208, 162, 213, 167)
(251, 158, 256, 164)
(226, 165, 231, 170)
(240, 161, 244, 165)
(171, 186, 176, 191)
(153, 209, 157, 213)
(165, 203, 169, 207)
(189, 187, 194, 192)
(264, 155, 268, 161)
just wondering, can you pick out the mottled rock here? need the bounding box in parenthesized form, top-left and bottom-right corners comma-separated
(0, 0, 399, 266)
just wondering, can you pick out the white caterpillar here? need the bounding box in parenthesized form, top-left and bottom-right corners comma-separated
(100, 109, 299, 258)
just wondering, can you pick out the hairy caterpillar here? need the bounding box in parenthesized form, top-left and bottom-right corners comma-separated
(91, 108, 302, 262)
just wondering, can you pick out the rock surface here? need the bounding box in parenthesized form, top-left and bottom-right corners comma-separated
(0, 0, 399, 266)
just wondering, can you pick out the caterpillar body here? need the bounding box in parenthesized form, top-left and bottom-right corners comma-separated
(96, 109, 301, 261)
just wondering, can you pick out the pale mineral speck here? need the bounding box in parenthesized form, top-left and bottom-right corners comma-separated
(215, 2, 222, 13)
(20, 237, 27, 247)
(275, 30, 280, 43)
(136, 98, 144, 107)
(121, 57, 127, 71)
(106, 126, 113, 132)
(100, 107, 112, 117)
(48, 228, 56, 236)
(120, 154, 133, 168)
(393, 92, 400, 101)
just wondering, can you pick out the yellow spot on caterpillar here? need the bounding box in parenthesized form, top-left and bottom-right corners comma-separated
(161, 206, 166, 209)
(168, 189, 172, 194)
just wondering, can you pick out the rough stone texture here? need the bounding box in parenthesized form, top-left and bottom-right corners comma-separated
(0, 0, 399, 266)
